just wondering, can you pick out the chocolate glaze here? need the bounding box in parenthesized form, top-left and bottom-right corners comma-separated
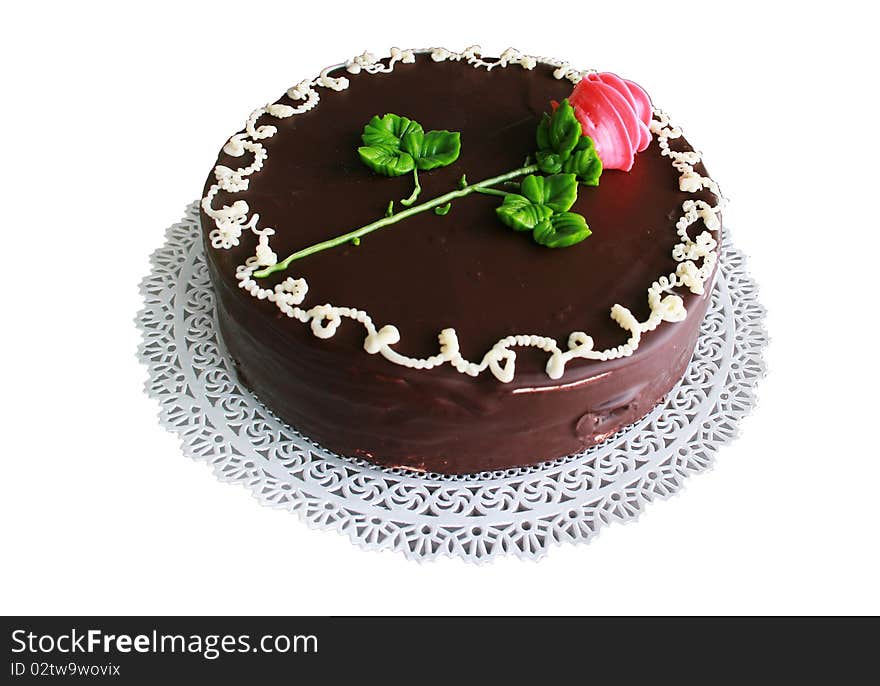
(201, 55, 720, 474)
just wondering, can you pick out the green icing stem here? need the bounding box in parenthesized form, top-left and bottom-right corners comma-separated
(254, 164, 539, 278)
(473, 187, 512, 198)
(400, 167, 421, 206)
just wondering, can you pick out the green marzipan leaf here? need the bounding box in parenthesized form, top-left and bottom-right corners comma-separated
(533, 211, 591, 248)
(542, 173, 578, 211)
(410, 130, 461, 170)
(574, 135, 594, 151)
(400, 130, 424, 156)
(520, 174, 578, 213)
(359, 113, 460, 177)
(362, 114, 424, 148)
(357, 145, 414, 177)
(548, 99, 581, 159)
(561, 136, 603, 185)
(536, 151, 563, 174)
(520, 175, 544, 205)
(536, 112, 552, 151)
(495, 194, 554, 232)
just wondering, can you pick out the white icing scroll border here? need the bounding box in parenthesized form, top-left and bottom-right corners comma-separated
(201, 46, 724, 383)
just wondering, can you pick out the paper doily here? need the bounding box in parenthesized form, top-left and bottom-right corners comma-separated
(137, 203, 766, 562)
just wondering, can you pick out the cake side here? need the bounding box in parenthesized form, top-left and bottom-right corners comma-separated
(211, 254, 712, 472)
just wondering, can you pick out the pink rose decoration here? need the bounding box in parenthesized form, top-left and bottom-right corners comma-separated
(565, 72, 653, 171)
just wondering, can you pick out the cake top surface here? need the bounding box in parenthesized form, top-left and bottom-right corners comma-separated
(201, 47, 722, 383)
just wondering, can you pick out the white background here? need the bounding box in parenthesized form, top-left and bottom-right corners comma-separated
(2, 1, 878, 616)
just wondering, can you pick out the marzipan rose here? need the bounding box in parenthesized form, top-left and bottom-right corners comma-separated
(563, 72, 653, 171)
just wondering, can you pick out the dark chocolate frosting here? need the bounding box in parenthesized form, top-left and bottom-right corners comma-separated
(201, 53, 720, 474)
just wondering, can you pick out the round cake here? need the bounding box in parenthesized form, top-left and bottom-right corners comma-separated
(200, 47, 722, 474)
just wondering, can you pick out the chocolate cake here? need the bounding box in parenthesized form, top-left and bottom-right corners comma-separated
(200, 47, 722, 474)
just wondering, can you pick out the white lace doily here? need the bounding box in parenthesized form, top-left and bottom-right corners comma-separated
(137, 203, 766, 562)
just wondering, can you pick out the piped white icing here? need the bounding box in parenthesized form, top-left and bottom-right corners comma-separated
(201, 47, 723, 383)
(345, 47, 416, 74)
